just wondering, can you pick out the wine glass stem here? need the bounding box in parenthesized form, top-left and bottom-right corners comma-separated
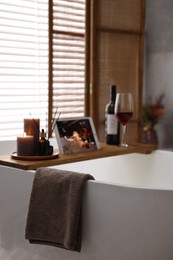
(121, 124, 127, 146)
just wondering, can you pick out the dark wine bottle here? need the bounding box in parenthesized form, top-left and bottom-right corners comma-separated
(105, 84, 120, 145)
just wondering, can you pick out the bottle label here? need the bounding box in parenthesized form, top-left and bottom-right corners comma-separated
(107, 114, 118, 134)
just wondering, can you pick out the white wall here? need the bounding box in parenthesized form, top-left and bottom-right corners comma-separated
(145, 0, 173, 148)
(0, 141, 16, 155)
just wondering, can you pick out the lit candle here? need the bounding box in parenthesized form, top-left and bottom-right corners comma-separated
(24, 118, 40, 155)
(17, 133, 34, 156)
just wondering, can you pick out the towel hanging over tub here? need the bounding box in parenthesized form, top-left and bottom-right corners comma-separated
(25, 167, 94, 252)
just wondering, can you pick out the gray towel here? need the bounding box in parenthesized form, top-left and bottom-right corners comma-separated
(25, 167, 94, 252)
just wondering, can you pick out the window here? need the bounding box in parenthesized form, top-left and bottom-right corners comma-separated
(0, 0, 86, 140)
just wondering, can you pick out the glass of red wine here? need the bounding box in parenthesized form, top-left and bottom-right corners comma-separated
(115, 93, 134, 147)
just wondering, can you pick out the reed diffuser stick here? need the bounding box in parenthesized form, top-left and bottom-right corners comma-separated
(48, 108, 58, 137)
(50, 111, 61, 137)
(29, 112, 40, 134)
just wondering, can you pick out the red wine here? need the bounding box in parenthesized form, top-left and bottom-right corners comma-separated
(116, 112, 133, 125)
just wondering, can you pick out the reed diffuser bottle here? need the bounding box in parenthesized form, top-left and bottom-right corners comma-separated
(38, 129, 49, 156)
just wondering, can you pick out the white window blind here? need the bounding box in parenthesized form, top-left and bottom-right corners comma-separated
(0, 0, 48, 140)
(52, 0, 86, 117)
(0, 0, 86, 141)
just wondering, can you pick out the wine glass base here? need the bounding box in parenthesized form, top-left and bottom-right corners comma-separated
(120, 143, 128, 148)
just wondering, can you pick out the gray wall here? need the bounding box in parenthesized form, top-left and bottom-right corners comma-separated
(145, 0, 173, 149)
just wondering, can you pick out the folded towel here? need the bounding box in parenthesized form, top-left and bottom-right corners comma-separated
(25, 167, 94, 252)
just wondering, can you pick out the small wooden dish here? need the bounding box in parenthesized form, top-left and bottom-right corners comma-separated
(11, 152, 59, 161)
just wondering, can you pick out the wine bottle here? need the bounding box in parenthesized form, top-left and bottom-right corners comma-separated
(105, 84, 120, 145)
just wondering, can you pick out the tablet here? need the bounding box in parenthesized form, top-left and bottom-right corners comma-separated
(54, 117, 100, 154)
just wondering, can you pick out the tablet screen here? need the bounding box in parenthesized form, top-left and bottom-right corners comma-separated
(54, 117, 100, 154)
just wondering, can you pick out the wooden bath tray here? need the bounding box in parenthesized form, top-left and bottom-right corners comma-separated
(0, 143, 157, 171)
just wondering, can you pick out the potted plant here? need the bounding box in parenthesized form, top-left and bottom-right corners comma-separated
(142, 94, 165, 145)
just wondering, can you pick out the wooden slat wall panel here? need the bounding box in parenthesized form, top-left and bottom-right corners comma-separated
(97, 0, 143, 31)
(97, 32, 141, 121)
(90, 0, 145, 143)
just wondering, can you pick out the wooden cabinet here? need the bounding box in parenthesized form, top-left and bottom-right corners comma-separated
(88, 0, 145, 143)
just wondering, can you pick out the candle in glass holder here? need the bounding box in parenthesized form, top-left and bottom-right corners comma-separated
(24, 118, 40, 155)
(17, 133, 34, 156)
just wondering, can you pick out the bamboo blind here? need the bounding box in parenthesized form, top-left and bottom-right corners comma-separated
(90, 0, 145, 143)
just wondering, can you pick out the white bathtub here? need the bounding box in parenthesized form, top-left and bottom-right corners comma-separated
(0, 149, 173, 260)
